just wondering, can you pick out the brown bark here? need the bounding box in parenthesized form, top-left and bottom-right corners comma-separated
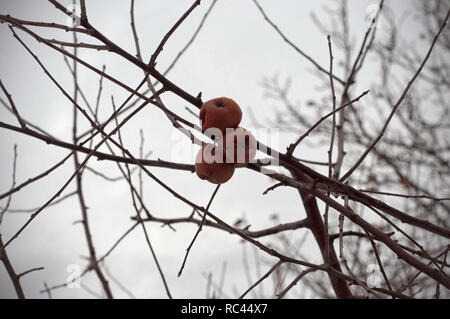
(291, 169, 352, 298)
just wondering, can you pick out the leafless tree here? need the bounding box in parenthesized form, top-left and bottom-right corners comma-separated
(0, 0, 448, 299)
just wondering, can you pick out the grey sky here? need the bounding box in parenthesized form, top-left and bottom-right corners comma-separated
(0, 0, 420, 298)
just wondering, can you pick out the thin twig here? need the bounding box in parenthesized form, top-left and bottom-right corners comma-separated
(2, 191, 77, 214)
(340, 8, 450, 182)
(252, 0, 345, 85)
(45, 38, 108, 50)
(178, 184, 221, 277)
(162, 0, 218, 77)
(359, 189, 450, 201)
(0, 14, 89, 33)
(18, 267, 44, 278)
(0, 122, 195, 172)
(149, 0, 201, 67)
(277, 268, 317, 299)
(0, 145, 18, 224)
(0, 78, 26, 128)
(324, 34, 337, 264)
(239, 260, 283, 299)
(41, 222, 139, 295)
(332, 0, 384, 179)
(286, 90, 369, 155)
(262, 182, 287, 195)
(70, 27, 113, 298)
(0, 234, 25, 298)
(363, 230, 393, 293)
(112, 100, 172, 298)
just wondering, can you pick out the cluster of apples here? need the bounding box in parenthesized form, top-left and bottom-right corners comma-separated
(195, 97, 257, 184)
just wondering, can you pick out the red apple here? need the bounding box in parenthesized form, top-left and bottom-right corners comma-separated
(195, 144, 235, 184)
(218, 127, 257, 166)
(199, 97, 242, 139)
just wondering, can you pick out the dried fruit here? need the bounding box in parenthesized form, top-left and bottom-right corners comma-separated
(199, 97, 242, 138)
(218, 127, 257, 166)
(195, 143, 235, 184)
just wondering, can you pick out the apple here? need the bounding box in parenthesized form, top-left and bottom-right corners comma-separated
(199, 97, 242, 139)
(195, 143, 235, 184)
(218, 127, 257, 166)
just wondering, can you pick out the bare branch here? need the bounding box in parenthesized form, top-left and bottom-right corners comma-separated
(178, 184, 221, 277)
(252, 0, 345, 85)
(340, 8, 450, 182)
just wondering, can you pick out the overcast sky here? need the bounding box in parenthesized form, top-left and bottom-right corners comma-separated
(0, 0, 421, 298)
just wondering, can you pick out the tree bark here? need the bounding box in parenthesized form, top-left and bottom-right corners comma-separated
(291, 169, 352, 298)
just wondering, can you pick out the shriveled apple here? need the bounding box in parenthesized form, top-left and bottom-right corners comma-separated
(195, 143, 235, 184)
(199, 97, 242, 139)
(218, 127, 257, 166)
